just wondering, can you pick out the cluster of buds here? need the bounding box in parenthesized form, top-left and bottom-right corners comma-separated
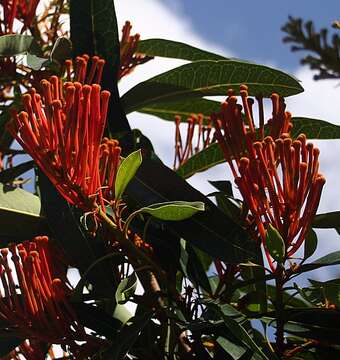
(213, 85, 325, 269)
(119, 21, 153, 79)
(0, 236, 104, 357)
(174, 114, 215, 169)
(7, 73, 121, 212)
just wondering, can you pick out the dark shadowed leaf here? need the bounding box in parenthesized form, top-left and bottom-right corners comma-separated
(126, 158, 255, 263)
(0, 337, 23, 357)
(137, 38, 226, 61)
(122, 60, 303, 113)
(312, 211, 340, 229)
(293, 251, 340, 275)
(138, 98, 221, 123)
(0, 160, 34, 184)
(304, 228, 318, 260)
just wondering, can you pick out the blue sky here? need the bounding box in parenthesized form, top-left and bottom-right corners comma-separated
(161, 0, 339, 72)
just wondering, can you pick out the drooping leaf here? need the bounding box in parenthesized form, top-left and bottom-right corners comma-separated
(138, 201, 205, 221)
(291, 117, 340, 139)
(137, 38, 227, 61)
(0, 183, 48, 243)
(0, 34, 38, 56)
(293, 251, 340, 275)
(126, 158, 255, 263)
(115, 272, 138, 304)
(138, 98, 221, 123)
(115, 149, 142, 199)
(209, 180, 233, 195)
(177, 143, 224, 179)
(266, 224, 285, 263)
(122, 60, 303, 113)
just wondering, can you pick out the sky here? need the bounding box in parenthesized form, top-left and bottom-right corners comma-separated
(114, 0, 340, 280)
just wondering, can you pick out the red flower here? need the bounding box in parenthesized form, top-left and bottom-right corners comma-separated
(119, 21, 153, 79)
(213, 86, 325, 268)
(0, 237, 104, 357)
(7, 76, 121, 211)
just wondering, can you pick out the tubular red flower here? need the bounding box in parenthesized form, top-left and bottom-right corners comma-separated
(173, 114, 214, 169)
(6, 76, 120, 211)
(119, 21, 153, 79)
(212, 85, 325, 267)
(0, 237, 104, 357)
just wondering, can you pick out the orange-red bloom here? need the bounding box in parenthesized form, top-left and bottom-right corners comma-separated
(0, 237, 104, 357)
(173, 114, 214, 169)
(213, 86, 325, 268)
(7, 76, 121, 211)
(119, 21, 153, 79)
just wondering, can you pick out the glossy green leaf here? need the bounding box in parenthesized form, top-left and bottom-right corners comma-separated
(122, 60, 303, 113)
(49, 37, 72, 63)
(312, 211, 340, 229)
(291, 117, 340, 139)
(115, 150, 142, 199)
(138, 98, 221, 123)
(137, 38, 226, 61)
(304, 228, 318, 260)
(216, 336, 247, 360)
(266, 224, 285, 263)
(115, 272, 138, 304)
(0, 34, 36, 56)
(138, 201, 205, 221)
(0, 183, 48, 243)
(177, 142, 224, 179)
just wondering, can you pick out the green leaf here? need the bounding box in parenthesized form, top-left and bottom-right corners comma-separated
(138, 98, 221, 123)
(304, 228, 318, 260)
(177, 143, 223, 179)
(0, 183, 48, 243)
(216, 336, 247, 360)
(115, 272, 138, 304)
(295, 251, 340, 274)
(26, 53, 49, 70)
(138, 201, 205, 221)
(291, 117, 340, 139)
(115, 149, 142, 200)
(0, 34, 37, 56)
(49, 37, 72, 64)
(137, 38, 227, 61)
(122, 59, 303, 113)
(266, 224, 285, 263)
(312, 211, 340, 229)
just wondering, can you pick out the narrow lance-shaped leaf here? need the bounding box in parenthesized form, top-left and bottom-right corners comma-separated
(122, 59, 304, 113)
(115, 150, 142, 200)
(138, 201, 205, 221)
(312, 211, 340, 229)
(137, 38, 227, 61)
(291, 117, 340, 139)
(138, 98, 221, 123)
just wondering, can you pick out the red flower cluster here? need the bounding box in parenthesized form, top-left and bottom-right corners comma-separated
(173, 114, 215, 169)
(213, 86, 325, 268)
(0, 237, 103, 357)
(119, 21, 153, 79)
(7, 75, 121, 211)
